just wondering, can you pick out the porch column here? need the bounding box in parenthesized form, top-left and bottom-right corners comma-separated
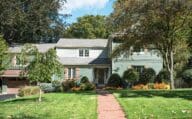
(106, 67, 111, 84)
(12, 54, 17, 67)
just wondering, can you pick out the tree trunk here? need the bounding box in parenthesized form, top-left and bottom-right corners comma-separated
(39, 88, 42, 102)
(38, 82, 42, 102)
(170, 51, 175, 89)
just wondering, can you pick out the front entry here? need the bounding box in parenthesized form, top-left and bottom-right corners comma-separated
(98, 69, 105, 84)
(94, 68, 109, 86)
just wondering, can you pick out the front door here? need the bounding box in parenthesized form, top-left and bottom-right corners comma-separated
(97, 69, 105, 85)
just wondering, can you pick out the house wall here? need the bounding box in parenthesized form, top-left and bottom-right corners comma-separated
(56, 48, 108, 58)
(112, 42, 163, 76)
(79, 67, 94, 83)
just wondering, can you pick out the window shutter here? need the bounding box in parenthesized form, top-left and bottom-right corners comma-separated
(76, 68, 80, 80)
(64, 68, 68, 79)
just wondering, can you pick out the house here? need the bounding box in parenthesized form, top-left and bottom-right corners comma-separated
(0, 38, 163, 94)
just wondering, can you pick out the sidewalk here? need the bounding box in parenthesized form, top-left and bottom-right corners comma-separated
(97, 90, 126, 119)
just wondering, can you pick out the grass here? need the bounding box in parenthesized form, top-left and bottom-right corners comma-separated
(0, 92, 97, 119)
(113, 89, 192, 119)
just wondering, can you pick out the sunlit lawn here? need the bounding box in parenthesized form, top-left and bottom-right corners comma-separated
(0, 92, 97, 119)
(113, 89, 192, 119)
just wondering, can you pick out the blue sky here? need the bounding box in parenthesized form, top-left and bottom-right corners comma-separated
(59, 0, 116, 24)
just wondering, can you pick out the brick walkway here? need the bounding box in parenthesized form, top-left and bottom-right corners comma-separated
(97, 90, 126, 119)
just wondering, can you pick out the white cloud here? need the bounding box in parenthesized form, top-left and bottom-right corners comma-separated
(59, 0, 109, 14)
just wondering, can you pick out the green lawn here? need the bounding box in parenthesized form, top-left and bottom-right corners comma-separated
(0, 92, 97, 119)
(113, 89, 192, 119)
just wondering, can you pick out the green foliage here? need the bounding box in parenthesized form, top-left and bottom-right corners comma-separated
(64, 15, 110, 38)
(18, 86, 40, 97)
(40, 83, 55, 93)
(123, 69, 139, 83)
(107, 73, 122, 87)
(109, 0, 192, 89)
(80, 76, 89, 84)
(0, 0, 66, 43)
(21, 44, 63, 83)
(140, 68, 156, 84)
(0, 35, 8, 73)
(52, 80, 62, 92)
(155, 69, 170, 83)
(80, 83, 95, 91)
(182, 68, 192, 86)
(61, 79, 76, 92)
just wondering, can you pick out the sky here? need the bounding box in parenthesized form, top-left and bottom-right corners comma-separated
(59, 0, 116, 24)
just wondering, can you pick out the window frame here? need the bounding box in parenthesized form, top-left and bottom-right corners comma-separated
(79, 49, 84, 57)
(79, 49, 89, 57)
(132, 65, 144, 74)
(68, 68, 76, 79)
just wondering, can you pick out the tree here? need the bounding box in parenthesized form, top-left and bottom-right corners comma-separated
(0, 0, 66, 44)
(109, 0, 192, 89)
(20, 44, 63, 101)
(64, 15, 110, 39)
(0, 35, 8, 74)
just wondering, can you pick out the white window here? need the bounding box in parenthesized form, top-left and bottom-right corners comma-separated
(132, 65, 144, 74)
(79, 49, 89, 57)
(68, 68, 76, 79)
(85, 49, 89, 57)
(79, 49, 84, 57)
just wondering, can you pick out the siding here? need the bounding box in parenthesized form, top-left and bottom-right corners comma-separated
(79, 67, 94, 83)
(56, 48, 108, 58)
(112, 60, 163, 77)
(112, 42, 163, 76)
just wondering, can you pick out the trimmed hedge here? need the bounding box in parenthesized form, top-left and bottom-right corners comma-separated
(80, 76, 89, 84)
(18, 86, 40, 97)
(61, 79, 76, 92)
(140, 68, 156, 84)
(80, 83, 95, 91)
(155, 69, 170, 83)
(40, 83, 55, 93)
(182, 68, 192, 87)
(107, 73, 122, 87)
(123, 69, 139, 84)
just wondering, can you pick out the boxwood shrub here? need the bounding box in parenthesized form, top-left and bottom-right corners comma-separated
(107, 73, 122, 87)
(140, 68, 156, 84)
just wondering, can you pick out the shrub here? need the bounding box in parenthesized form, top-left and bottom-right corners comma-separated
(80, 76, 90, 84)
(61, 79, 76, 92)
(140, 68, 156, 84)
(18, 86, 40, 97)
(104, 86, 123, 90)
(182, 69, 192, 87)
(40, 83, 55, 93)
(80, 82, 95, 91)
(155, 69, 170, 83)
(71, 87, 81, 91)
(123, 69, 139, 84)
(107, 73, 122, 87)
(52, 80, 62, 92)
(153, 83, 170, 89)
(132, 84, 148, 90)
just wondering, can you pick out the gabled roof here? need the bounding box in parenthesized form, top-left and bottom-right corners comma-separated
(8, 38, 109, 53)
(8, 43, 56, 53)
(56, 38, 108, 48)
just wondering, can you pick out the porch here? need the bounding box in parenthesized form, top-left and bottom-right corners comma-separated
(93, 66, 111, 87)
